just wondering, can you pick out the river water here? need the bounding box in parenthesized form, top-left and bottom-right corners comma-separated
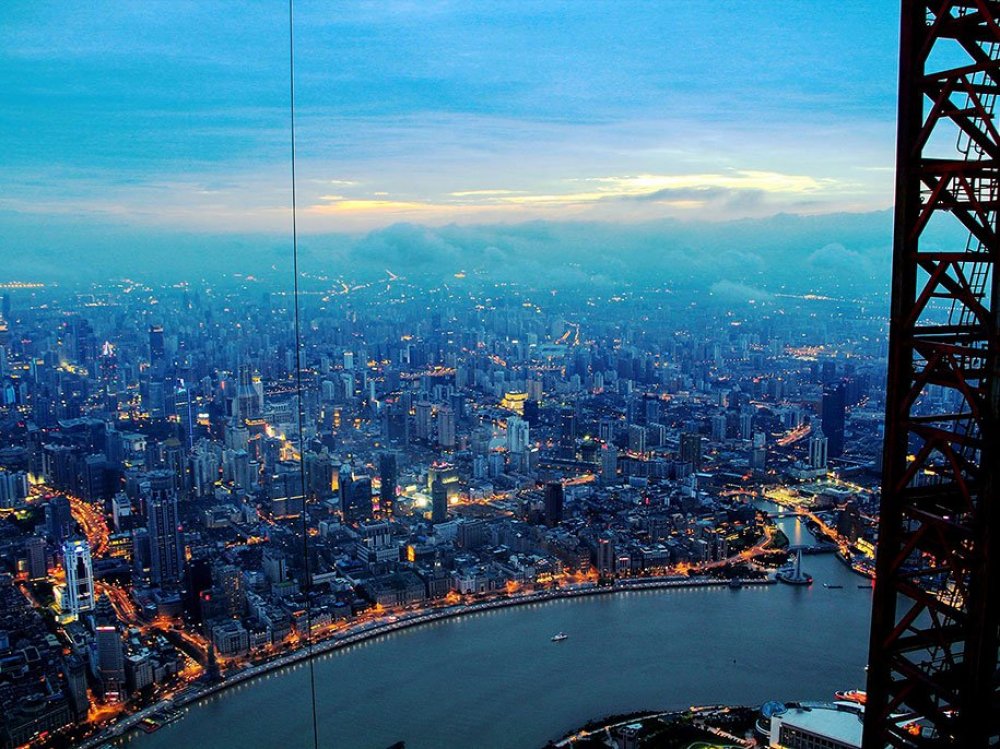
(126, 505, 873, 749)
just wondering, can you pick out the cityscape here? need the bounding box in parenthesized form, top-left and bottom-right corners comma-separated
(4, 2, 1000, 749)
(0, 275, 887, 748)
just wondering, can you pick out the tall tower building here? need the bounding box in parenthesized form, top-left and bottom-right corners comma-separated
(148, 324, 165, 369)
(63, 538, 95, 620)
(808, 428, 828, 470)
(24, 536, 47, 581)
(378, 452, 397, 518)
(414, 401, 433, 442)
(679, 432, 702, 468)
(821, 382, 846, 458)
(93, 594, 125, 703)
(64, 655, 90, 719)
(544, 482, 564, 527)
(437, 407, 456, 449)
(146, 471, 184, 587)
(431, 479, 448, 524)
(46, 496, 73, 544)
(506, 416, 530, 453)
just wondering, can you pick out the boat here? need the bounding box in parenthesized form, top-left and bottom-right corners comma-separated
(551, 632, 569, 642)
(835, 689, 867, 705)
(824, 583, 844, 589)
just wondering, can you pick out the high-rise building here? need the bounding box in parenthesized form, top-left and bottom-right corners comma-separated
(628, 424, 647, 455)
(596, 532, 616, 578)
(63, 538, 95, 620)
(437, 407, 456, 449)
(343, 472, 373, 525)
(183, 557, 212, 624)
(64, 655, 89, 719)
(601, 446, 618, 482)
(679, 432, 703, 468)
(544, 482, 564, 527)
(93, 594, 125, 702)
(414, 401, 433, 442)
(24, 536, 47, 581)
(808, 428, 828, 470)
(46, 496, 73, 544)
(148, 324, 165, 369)
(506, 416, 530, 453)
(431, 479, 448, 524)
(146, 471, 184, 587)
(378, 452, 397, 518)
(821, 382, 846, 458)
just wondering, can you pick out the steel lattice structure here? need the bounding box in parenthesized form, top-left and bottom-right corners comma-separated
(864, 1, 1000, 747)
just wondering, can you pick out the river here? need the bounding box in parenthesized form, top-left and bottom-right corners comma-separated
(125, 504, 873, 749)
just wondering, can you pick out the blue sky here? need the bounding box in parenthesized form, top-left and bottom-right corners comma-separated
(1, 1, 900, 237)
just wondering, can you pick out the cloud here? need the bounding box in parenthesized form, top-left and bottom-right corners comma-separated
(709, 280, 773, 302)
(807, 242, 870, 272)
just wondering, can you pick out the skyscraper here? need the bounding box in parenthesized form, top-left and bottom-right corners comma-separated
(506, 415, 530, 453)
(821, 382, 846, 458)
(148, 324, 165, 369)
(679, 432, 702, 468)
(24, 536, 47, 581)
(808, 428, 828, 470)
(378, 452, 397, 518)
(437, 406, 456, 449)
(63, 537, 95, 620)
(431, 479, 448, 524)
(146, 471, 184, 587)
(46, 496, 73, 543)
(93, 594, 125, 702)
(544, 482, 564, 527)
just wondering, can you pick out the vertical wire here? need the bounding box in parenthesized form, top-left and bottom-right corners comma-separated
(288, 1, 321, 747)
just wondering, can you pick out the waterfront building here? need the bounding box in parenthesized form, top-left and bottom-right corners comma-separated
(768, 704, 862, 749)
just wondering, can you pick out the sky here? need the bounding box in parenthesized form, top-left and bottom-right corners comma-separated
(0, 2, 904, 284)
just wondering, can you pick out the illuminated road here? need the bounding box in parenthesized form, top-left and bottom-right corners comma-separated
(64, 491, 111, 557)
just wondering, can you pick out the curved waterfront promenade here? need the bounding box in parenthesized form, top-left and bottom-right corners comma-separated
(80, 575, 774, 748)
(103, 509, 871, 749)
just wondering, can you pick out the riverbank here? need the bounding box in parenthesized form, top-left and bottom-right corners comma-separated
(80, 575, 775, 748)
(551, 703, 758, 748)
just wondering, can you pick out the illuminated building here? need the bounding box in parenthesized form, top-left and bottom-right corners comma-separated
(500, 391, 528, 415)
(768, 704, 861, 749)
(146, 471, 184, 587)
(63, 537, 95, 620)
(93, 594, 125, 702)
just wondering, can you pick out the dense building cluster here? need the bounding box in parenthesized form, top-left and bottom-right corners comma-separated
(0, 279, 887, 747)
